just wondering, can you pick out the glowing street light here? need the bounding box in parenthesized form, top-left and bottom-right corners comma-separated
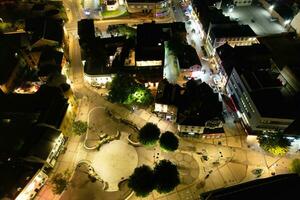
(269, 5, 274, 11)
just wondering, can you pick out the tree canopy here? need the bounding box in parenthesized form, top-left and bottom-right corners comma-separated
(154, 160, 180, 193)
(138, 123, 160, 146)
(128, 165, 155, 197)
(159, 131, 179, 152)
(108, 74, 153, 106)
(291, 159, 300, 175)
(51, 171, 70, 194)
(107, 24, 137, 39)
(257, 132, 291, 155)
(72, 120, 88, 135)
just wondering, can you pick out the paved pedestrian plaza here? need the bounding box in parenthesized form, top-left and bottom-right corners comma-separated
(92, 140, 138, 191)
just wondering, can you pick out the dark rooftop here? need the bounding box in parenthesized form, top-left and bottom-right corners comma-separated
(0, 32, 29, 84)
(38, 48, 63, 76)
(156, 79, 181, 105)
(78, 19, 95, 42)
(200, 174, 300, 200)
(216, 43, 271, 76)
(0, 120, 60, 199)
(26, 18, 63, 45)
(259, 33, 300, 71)
(250, 88, 298, 119)
(210, 24, 256, 39)
(177, 45, 201, 69)
(177, 80, 223, 126)
(0, 85, 68, 128)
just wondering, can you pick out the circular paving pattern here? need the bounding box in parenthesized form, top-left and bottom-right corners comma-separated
(91, 140, 138, 191)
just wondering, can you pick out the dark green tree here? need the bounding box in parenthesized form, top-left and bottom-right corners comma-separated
(138, 123, 160, 146)
(154, 160, 180, 193)
(128, 165, 155, 197)
(257, 132, 291, 155)
(159, 131, 179, 152)
(51, 171, 70, 194)
(72, 120, 88, 135)
(291, 159, 300, 175)
(108, 75, 153, 106)
(108, 74, 137, 103)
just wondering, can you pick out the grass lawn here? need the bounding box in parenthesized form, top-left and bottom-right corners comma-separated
(101, 9, 128, 18)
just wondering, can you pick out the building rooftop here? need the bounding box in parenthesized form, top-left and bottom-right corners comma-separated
(210, 24, 256, 39)
(0, 85, 68, 128)
(177, 80, 223, 126)
(0, 120, 61, 199)
(26, 18, 63, 45)
(216, 43, 271, 76)
(0, 32, 29, 84)
(78, 19, 95, 42)
(177, 45, 201, 69)
(38, 48, 63, 76)
(250, 88, 298, 119)
(200, 174, 300, 200)
(156, 79, 181, 105)
(259, 33, 300, 71)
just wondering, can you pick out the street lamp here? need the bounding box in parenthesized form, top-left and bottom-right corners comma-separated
(269, 5, 274, 11)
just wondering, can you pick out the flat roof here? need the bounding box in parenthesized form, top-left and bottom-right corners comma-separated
(210, 24, 256, 39)
(250, 88, 298, 119)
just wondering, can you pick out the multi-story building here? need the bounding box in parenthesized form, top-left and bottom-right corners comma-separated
(78, 21, 187, 89)
(0, 86, 69, 200)
(154, 79, 181, 121)
(125, 0, 171, 17)
(206, 24, 258, 56)
(176, 80, 224, 138)
(216, 35, 300, 134)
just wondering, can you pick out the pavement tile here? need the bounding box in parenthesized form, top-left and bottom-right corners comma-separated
(178, 189, 194, 200)
(227, 162, 247, 182)
(166, 192, 180, 200)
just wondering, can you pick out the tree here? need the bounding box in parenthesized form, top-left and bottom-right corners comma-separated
(128, 165, 155, 197)
(108, 75, 137, 104)
(159, 131, 179, 152)
(72, 120, 88, 135)
(108, 74, 153, 106)
(291, 159, 300, 175)
(257, 132, 291, 156)
(138, 123, 160, 146)
(154, 160, 180, 193)
(51, 171, 70, 194)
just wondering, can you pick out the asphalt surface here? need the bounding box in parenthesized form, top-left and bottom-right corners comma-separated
(223, 5, 286, 36)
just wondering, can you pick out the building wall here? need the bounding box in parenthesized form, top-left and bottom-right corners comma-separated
(178, 124, 205, 134)
(233, 0, 252, 6)
(154, 103, 177, 121)
(206, 34, 258, 56)
(126, 0, 170, 17)
(84, 73, 114, 87)
(226, 67, 294, 133)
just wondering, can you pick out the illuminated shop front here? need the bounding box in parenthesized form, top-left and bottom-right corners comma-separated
(84, 73, 115, 88)
(15, 170, 48, 200)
